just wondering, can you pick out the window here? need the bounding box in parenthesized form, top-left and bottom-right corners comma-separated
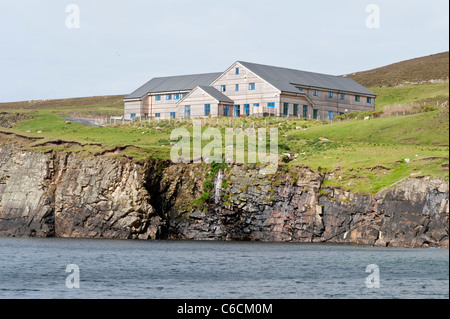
(182, 92, 188, 98)
(144, 113, 149, 118)
(298, 87, 303, 92)
(204, 104, 211, 117)
(367, 97, 372, 103)
(174, 93, 180, 100)
(329, 91, 333, 98)
(155, 113, 160, 118)
(313, 89, 319, 97)
(253, 103, 260, 107)
(340, 93, 345, 100)
(184, 105, 191, 118)
(234, 105, 240, 117)
(155, 95, 161, 101)
(303, 105, 308, 118)
(293, 104, 299, 116)
(355, 95, 361, 102)
(170, 112, 176, 119)
(313, 109, 318, 120)
(166, 94, 172, 100)
(283, 103, 289, 116)
(235, 84, 239, 91)
(267, 102, 275, 108)
(223, 105, 229, 117)
(221, 85, 226, 92)
(235, 67, 239, 75)
(130, 113, 136, 119)
(328, 111, 334, 120)
(249, 83, 255, 91)
(244, 104, 250, 116)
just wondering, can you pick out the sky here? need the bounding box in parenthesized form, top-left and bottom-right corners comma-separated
(0, 0, 448, 102)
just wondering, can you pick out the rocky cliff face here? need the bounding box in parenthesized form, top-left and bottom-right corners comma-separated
(0, 146, 448, 248)
(0, 145, 161, 239)
(164, 165, 449, 248)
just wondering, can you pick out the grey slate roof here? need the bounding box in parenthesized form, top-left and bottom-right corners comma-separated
(198, 86, 234, 103)
(125, 72, 222, 100)
(238, 61, 376, 96)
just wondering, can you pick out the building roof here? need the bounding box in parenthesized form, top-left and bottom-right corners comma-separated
(125, 72, 222, 100)
(238, 61, 376, 96)
(198, 86, 234, 103)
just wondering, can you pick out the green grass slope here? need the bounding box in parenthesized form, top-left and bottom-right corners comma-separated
(344, 52, 449, 112)
(284, 108, 449, 193)
(1, 107, 447, 195)
(290, 108, 449, 146)
(372, 82, 449, 110)
(0, 52, 448, 195)
(0, 95, 126, 117)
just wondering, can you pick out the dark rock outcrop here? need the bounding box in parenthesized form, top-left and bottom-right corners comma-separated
(165, 165, 448, 248)
(0, 146, 54, 237)
(0, 146, 162, 239)
(0, 146, 448, 247)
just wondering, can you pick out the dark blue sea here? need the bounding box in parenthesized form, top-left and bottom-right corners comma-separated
(0, 238, 448, 299)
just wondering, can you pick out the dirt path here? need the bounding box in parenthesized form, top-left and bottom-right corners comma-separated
(60, 116, 100, 127)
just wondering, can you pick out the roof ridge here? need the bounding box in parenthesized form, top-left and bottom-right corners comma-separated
(238, 60, 343, 78)
(237, 60, 376, 96)
(151, 71, 222, 80)
(125, 72, 223, 99)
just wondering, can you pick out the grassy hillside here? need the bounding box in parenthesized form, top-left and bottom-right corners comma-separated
(345, 51, 449, 88)
(344, 52, 449, 112)
(0, 52, 448, 195)
(371, 82, 449, 110)
(291, 108, 449, 146)
(0, 95, 126, 117)
(1, 108, 448, 194)
(285, 108, 448, 193)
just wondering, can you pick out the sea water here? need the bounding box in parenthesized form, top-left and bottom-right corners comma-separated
(0, 238, 448, 299)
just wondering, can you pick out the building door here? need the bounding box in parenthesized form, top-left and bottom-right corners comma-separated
(234, 105, 240, 117)
(293, 104, 298, 117)
(283, 103, 289, 116)
(184, 105, 191, 118)
(244, 104, 250, 116)
(223, 105, 229, 117)
(303, 105, 308, 118)
(204, 104, 211, 117)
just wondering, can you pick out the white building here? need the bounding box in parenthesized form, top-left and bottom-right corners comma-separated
(124, 61, 376, 121)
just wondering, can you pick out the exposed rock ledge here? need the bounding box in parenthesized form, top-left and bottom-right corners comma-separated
(0, 145, 448, 248)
